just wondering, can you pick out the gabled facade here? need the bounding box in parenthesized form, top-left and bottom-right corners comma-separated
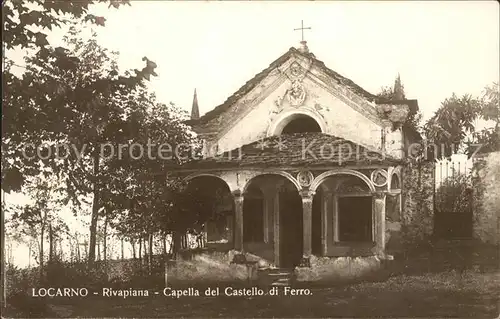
(187, 45, 419, 160)
(180, 42, 420, 279)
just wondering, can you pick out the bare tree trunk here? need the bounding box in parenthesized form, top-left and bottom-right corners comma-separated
(97, 241, 101, 261)
(172, 231, 181, 259)
(131, 238, 136, 259)
(143, 237, 148, 266)
(163, 235, 167, 256)
(121, 238, 124, 260)
(103, 217, 108, 263)
(48, 223, 53, 265)
(76, 234, 81, 263)
(39, 214, 46, 279)
(138, 238, 142, 263)
(59, 240, 63, 261)
(28, 243, 31, 269)
(88, 148, 100, 267)
(148, 233, 153, 275)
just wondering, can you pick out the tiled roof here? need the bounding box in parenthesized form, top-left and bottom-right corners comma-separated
(185, 47, 419, 126)
(180, 132, 400, 170)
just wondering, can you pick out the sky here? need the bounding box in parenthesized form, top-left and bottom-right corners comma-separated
(4, 0, 500, 267)
(79, 0, 500, 121)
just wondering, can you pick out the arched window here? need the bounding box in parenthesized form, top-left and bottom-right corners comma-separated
(281, 115, 322, 134)
(387, 173, 402, 222)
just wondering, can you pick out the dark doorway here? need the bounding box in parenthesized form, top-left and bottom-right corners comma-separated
(312, 190, 322, 255)
(338, 196, 372, 242)
(279, 186, 303, 268)
(281, 115, 322, 134)
(187, 176, 234, 246)
(243, 186, 264, 242)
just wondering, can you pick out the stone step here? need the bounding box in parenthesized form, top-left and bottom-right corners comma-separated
(258, 268, 294, 287)
(271, 282, 290, 287)
(276, 278, 290, 283)
(267, 272, 292, 276)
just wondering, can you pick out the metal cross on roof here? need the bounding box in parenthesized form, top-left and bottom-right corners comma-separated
(294, 20, 311, 42)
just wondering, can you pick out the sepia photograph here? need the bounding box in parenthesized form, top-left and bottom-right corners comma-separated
(2, 0, 499, 318)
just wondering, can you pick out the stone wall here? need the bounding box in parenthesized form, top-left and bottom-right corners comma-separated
(167, 250, 250, 282)
(400, 161, 434, 246)
(295, 255, 381, 282)
(472, 152, 500, 245)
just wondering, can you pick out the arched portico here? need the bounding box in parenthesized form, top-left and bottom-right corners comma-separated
(310, 169, 376, 193)
(242, 171, 302, 194)
(184, 174, 235, 250)
(242, 173, 304, 267)
(309, 169, 387, 257)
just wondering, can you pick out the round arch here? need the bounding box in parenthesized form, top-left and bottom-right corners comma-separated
(310, 169, 376, 193)
(388, 166, 402, 191)
(267, 109, 327, 137)
(184, 173, 232, 192)
(242, 171, 302, 194)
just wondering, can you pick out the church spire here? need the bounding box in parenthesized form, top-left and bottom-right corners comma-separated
(191, 88, 200, 120)
(393, 73, 405, 100)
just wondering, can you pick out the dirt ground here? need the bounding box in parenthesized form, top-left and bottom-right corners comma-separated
(7, 270, 498, 318)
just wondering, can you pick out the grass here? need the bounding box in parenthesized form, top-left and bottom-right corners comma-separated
(6, 270, 499, 318)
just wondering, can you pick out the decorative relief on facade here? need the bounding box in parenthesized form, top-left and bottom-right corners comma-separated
(297, 170, 314, 188)
(370, 169, 388, 188)
(290, 61, 303, 77)
(287, 80, 306, 107)
(286, 60, 312, 81)
(272, 80, 307, 110)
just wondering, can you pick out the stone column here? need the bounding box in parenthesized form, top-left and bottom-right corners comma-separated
(332, 195, 339, 242)
(233, 191, 244, 251)
(373, 192, 387, 256)
(322, 192, 333, 256)
(301, 190, 314, 257)
(273, 192, 280, 266)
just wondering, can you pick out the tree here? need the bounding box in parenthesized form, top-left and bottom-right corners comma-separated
(2, 0, 134, 193)
(109, 100, 201, 263)
(3, 22, 160, 266)
(424, 94, 481, 158)
(473, 82, 500, 153)
(425, 82, 499, 159)
(7, 176, 66, 279)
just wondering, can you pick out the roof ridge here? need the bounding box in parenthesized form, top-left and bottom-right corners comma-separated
(187, 47, 418, 126)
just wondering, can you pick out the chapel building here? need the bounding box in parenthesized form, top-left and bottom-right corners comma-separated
(180, 39, 420, 270)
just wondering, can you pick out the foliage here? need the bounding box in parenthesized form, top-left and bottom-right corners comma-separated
(377, 85, 405, 101)
(3, 1, 206, 266)
(2, 0, 137, 193)
(472, 82, 500, 153)
(480, 82, 500, 125)
(424, 82, 499, 158)
(400, 162, 434, 246)
(471, 154, 500, 244)
(6, 176, 70, 277)
(435, 172, 472, 213)
(424, 94, 481, 158)
(376, 83, 423, 135)
(3, 0, 130, 51)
